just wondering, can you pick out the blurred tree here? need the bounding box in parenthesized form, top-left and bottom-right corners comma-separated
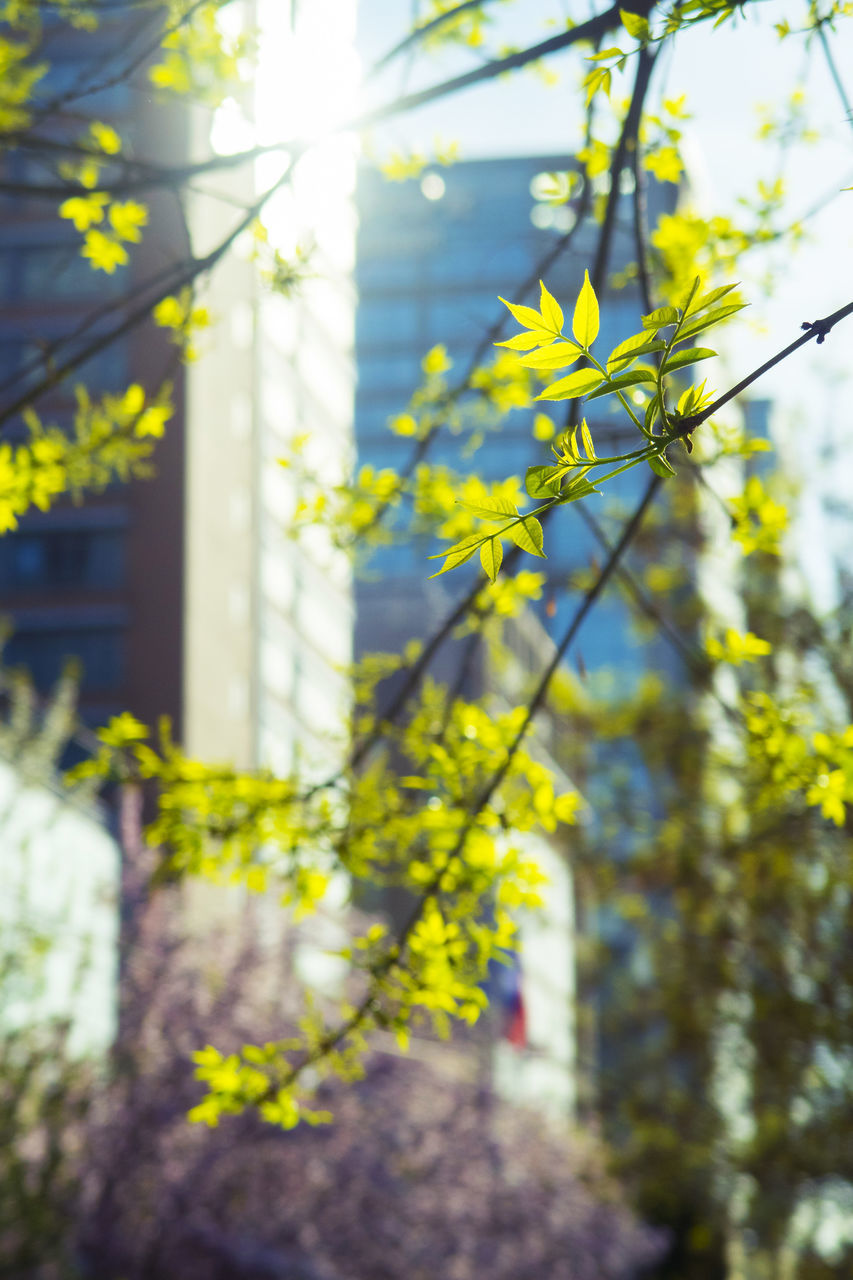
(557, 470, 853, 1276)
(0, 5, 852, 1278)
(1, 896, 664, 1280)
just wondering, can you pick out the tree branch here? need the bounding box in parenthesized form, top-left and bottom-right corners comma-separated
(673, 297, 853, 441)
(369, 0, 502, 77)
(356, 1, 658, 130)
(276, 475, 662, 1096)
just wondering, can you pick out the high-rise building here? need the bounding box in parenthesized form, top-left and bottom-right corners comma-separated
(0, 4, 357, 776)
(0, 16, 187, 738)
(0, 750, 119, 1056)
(0, 3, 358, 1038)
(354, 156, 677, 677)
(352, 155, 678, 1111)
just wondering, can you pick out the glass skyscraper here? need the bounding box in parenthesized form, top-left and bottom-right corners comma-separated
(354, 154, 677, 676)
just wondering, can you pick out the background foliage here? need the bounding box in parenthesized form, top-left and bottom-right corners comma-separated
(1, 0, 852, 1276)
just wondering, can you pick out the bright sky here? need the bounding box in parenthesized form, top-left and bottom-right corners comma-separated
(355, 0, 853, 603)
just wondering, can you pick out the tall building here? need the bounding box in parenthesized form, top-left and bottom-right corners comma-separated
(0, 3, 358, 1040)
(0, 750, 120, 1056)
(352, 155, 678, 1110)
(0, 16, 187, 738)
(355, 156, 677, 677)
(0, 4, 357, 775)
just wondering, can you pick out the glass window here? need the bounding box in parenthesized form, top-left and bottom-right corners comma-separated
(72, 340, 130, 392)
(0, 243, 125, 300)
(0, 332, 129, 396)
(0, 528, 125, 591)
(356, 299, 421, 348)
(357, 353, 421, 396)
(22, 244, 123, 300)
(4, 626, 125, 692)
(424, 293, 501, 344)
(357, 255, 421, 290)
(424, 240, 482, 284)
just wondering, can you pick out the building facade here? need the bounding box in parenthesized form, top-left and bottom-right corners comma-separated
(351, 155, 673, 1110)
(0, 2, 358, 1039)
(0, 752, 120, 1056)
(354, 156, 677, 675)
(0, 4, 356, 775)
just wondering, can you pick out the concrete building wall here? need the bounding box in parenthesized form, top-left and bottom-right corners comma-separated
(0, 758, 120, 1056)
(183, 0, 356, 776)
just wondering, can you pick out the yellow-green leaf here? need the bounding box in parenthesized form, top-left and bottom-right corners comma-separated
(480, 536, 503, 581)
(519, 341, 583, 370)
(494, 331, 543, 351)
(648, 453, 676, 477)
(89, 121, 122, 154)
(109, 200, 148, 243)
(81, 229, 128, 273)
(606, 332, 666, 373)
(572, 270, 599, 347)
(427, 534, 484, 577)
(508, 517, 545, 558)
(620, 8, 649, 39)
(526, 465, 562, 499)
(586, 368, 656, 400)
(686, 282, 739, 316)
(59, 191, 108, 231)
(641, 305, 679, 331)
(677, 303, 746, 342)
(536, 367, 604, 401)
(458, 496, 518, 520)
(498, 296, 551, 333)
(661, 346, 716, 373)
(538, 279, 564, 334)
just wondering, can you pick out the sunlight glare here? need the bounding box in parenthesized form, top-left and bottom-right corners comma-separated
(256, 0, 362, 147)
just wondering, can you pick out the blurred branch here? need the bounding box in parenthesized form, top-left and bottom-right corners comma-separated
(674, 296, 853, 440)
(369, 0, 502, 76)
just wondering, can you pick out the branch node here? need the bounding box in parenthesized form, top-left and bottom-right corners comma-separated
(802, 318, 831, 344)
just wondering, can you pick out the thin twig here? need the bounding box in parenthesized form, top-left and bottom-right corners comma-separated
(276, 475, 663, 1094)
(369, 0, 501, 77)
(673, 297, 853, 441)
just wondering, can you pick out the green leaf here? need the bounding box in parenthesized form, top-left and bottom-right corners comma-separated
(641, 305, 679, 331)
(507, 516, 545, 558)
(562, 476, 601, 502)
(536, 367, 604, 401)
(661, 346, 716, 373)
(427, 533, 484, 560)
(519, 340, 583, 370)
(498, 296, 548, 331)
(584, 66, 611, 106)
(620, 8, 649, 39)
(585, 369, 656, 400)
(686, 282, 739, 316)
(427, 534, 483, 577)
(644, 394, 661, 434)
(526, 465, 563, 499)
(538, 279, 564, 334)
(480, 536, 503, 581)
(458, 496, 518, 520)
(587, 46, 626, 60)
(606, 332, 666, 373)
(580, 418, 597, 460)
(572, 270, 600, 347)
(676, 378, 712, 415)
(678, 277, 702, 318)
(677, 303, 746, 342)
(494, 331, 543, 351)
(429, 550, 478, 577)
(648, 452, 676, 477)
